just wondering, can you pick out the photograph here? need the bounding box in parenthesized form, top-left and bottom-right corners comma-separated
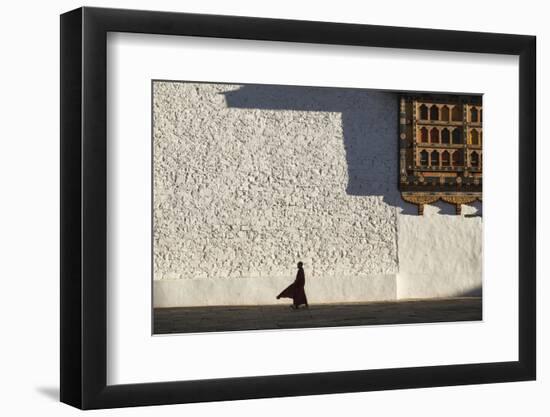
(152, 81, 483, 334)
(0, 0, 542, 414)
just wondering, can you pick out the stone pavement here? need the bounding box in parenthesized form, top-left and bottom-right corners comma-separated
(153, 297, 482, 334)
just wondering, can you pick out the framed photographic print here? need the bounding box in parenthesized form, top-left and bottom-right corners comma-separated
(60, 6, 536, 409)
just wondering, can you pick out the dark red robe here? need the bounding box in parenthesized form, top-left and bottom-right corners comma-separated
(277, 268, 308, 307)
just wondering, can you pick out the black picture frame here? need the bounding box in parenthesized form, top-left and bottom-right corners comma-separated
(60, 6, 536, 410)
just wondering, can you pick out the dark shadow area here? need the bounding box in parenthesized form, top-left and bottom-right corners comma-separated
(432, 200, 456, 215)
(223, 84, 419, 214)
(35, 386, 59, 401)
(459, 286, 483, 297)
(465, 200, 483, 217)
(154, 297, 482, 334)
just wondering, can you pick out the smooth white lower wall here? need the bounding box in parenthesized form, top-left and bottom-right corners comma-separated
(154, 274, 396, 307)
(396, 203, 482, 299)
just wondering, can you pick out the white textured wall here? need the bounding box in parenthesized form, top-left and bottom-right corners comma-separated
(152, 81, 481, 307)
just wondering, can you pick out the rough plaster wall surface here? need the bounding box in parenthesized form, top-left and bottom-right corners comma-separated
(153, 82, 399, 305)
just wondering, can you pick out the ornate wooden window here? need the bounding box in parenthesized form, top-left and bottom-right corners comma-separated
(430, 127, 439, 143)
(452, 150, 462, 166)
(470, 129, 479, 145)
(442, 150, 450, 166)
(419, 104, 428, 120)
(420, 127, 428, 142)
(419, 150, 428, 166)
(452, 128, 461, 144)
(399, 94, 482, 215)
(430, 105, 439, 120)
(441, 105, 450, 121)
(470, 151, 480, 167)
(441, 128, 450, 144)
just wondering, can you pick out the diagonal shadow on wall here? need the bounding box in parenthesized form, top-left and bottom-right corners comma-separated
(223, 84, 420, 214)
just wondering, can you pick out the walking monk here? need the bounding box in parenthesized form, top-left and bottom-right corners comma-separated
(277, 261, 309, 309)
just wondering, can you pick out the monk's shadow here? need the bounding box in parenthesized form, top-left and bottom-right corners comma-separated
(222, 84, 419, 214)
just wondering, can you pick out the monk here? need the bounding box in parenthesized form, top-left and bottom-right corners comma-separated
(277, 262, 309, 309)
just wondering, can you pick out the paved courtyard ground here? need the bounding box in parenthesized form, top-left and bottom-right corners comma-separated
(153, 297, 482, 334)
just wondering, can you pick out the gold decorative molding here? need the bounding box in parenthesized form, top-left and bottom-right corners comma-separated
(441, 195, 479, 215)
(401, 192, 481, 215)
(401, 193, 440, 215)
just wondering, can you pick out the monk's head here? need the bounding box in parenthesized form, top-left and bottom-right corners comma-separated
(297, 261, 303, 269)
